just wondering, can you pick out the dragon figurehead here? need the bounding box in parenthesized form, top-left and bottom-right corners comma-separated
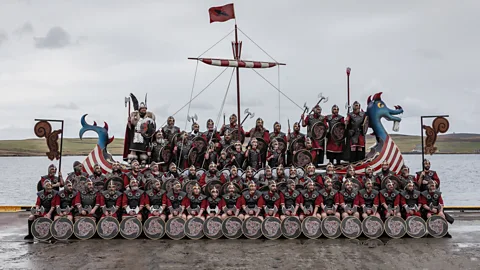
(79, 114, 115, 150)
(366, 92, 403, 143)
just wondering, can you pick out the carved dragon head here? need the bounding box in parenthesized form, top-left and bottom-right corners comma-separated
(79, 114, 114, 150)
(366, 92, 403, 139)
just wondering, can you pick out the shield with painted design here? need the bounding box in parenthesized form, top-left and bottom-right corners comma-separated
(255, 137, 268, 154)
(361, 216, 384, 239)
(97, 216, 119, 239)
(120, 216, 142, 239)
(73, 217, 96, 240)
(406, 216, 427, 238)
(273, 137, 288, 153)
(321, 216, 342, 239)
(31, 217, 52, 241)
(242, 216, 263, 239)
(203, 216, 223, 239)
(185, 216, 204, 240)
(50, 217, 73, 240)
(340, 216, 362, 239)
(140, 117, 156, 139)
(289, 137, 305, 153)
(426, 215, 448, 238)
(159, 145, 173, 164)
(193, 136, 208, 154)
(205, 180, 223, 197)
(222, 216, 243, 239)
(312, 121, 327, 141)
(221, 182, 241, 195)
(381, 175, 400, 190)
(362, 116, 369, 135)
(72, 175, 88, 193)
(162, 179, 175, 193)
(182, 180, 199, 194)
(143, 216, 165, 240)
(281, 216, 302, 239)
(331, 122, 346, 142)
(301, 216, 322, 239)
(166, 217, 186, 240)
(261, 217, 282, 240)
(293, 149, 312, 168)
(105, 177, 124, 192)
(384, 216, 407, 239)
(187, 148, 199, 167)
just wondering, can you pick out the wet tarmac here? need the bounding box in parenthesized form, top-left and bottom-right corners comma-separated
(1, 212, 479, 270)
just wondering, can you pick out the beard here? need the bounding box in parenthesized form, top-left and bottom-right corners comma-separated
(113, 169, 122, 174)
(156, 138, 166, 144)
(94, 171, 102, 177)
(131, 186, 138, 191)
(170, 171, 179, 177)
(188, 173, 197, 180)
(139, 112, 146, 118)
(209, 169, 216, 175)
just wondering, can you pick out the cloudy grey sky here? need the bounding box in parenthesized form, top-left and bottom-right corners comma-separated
(0, 1, 479, 140)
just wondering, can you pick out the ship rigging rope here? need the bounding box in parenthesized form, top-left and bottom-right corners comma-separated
(197, 29, 235, 58)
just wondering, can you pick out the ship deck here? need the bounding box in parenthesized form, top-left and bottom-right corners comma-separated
(1, 211, 479, 269)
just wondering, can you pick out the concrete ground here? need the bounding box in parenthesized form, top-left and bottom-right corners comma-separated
(0, 212, 479, 270)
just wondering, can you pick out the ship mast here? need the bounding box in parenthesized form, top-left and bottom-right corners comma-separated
(233, 24, 242, 139)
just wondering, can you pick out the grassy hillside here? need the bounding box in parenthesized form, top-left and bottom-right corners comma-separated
(0, 133, 479, 156)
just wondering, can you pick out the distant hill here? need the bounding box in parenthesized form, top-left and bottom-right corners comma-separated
(0, 133, 479, 156)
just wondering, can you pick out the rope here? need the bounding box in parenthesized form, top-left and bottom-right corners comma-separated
(237, 27, 278, 63)
(251, 69, 303, 110)
(197, 29, 235, 58)
(278, 66, 281, 122)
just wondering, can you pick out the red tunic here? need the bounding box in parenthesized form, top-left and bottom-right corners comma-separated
(245, 128, 270, 144)
(97, 193, 122, 217)
(345, 113, 365, 148)
(303, 115, 328, 150)
(326, 115, 345, 153)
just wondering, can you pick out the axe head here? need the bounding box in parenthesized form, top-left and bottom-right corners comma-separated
(244, 108, 250, 115)
(193, 113, 198, 122)
(250, 112, 255, 118)
(125, 97, 130, 107)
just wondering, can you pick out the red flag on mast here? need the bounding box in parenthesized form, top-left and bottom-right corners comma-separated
(209, 3, 235, 23)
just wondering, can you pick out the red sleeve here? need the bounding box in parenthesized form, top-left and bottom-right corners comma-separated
(144, 194, 150, 206)
(220, 174, 226, 183)
(181, 197, 190, 208)
(296, 194, 304, 204)
(354, 194, 363, 206)
(200, 199, 208, 210)
(357, 176, 364, 188)
(257, 196, 265, 207)
(166, 195, 172, 207)
(375, 176, 381, 186)
(35, 197, 41, 207)
(374, 195, 379, 205)
(438, 196, 444, 205)
(123, 175, 129, 187)
(433, 172, 440, 186)
(282, 135, 287, 142)
(263, 132, 270, 144)
(236, 196, 245, 208)
(52, 195, 60, 207)
(218, 198, 226, 209)
(140, 194, 146, 207)
(379, 194, 386, 204)
(394, 195, 401, 206)
(315, 175, 324, 188)
(323, 118, 327, 126)
(121, 194, 128, 207)
(277, 193, 285, 207)
(116, 196, 122, 207)
(315, 195, 323, 206)
(418, 195, 427, 205)
(74, 193, 81, 205)
(334, 193, 341, 204)
(338, 193, 345, 204)
(199, 174, 207, 187)
(303, 115, 309, 126)
(96, 194, 104, 207)
(400, 196, 406, 206)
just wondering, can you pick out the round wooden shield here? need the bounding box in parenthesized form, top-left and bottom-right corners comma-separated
(362, 116, 369, 135)
(221, 182, 241, 195)
(50, 217, 73, 240)
(230, 128, 245, 143)
(281, 216, 302, 239)
(331, 122, 346, 142)
(381, 175, 400, 190)
(187, 148, 199, 167)
(159, 145, 173, 164)
(384, 216, 407, 239)
(256, 137, 268, 154)
(426, 216, 448, 238)
(73, 217, 96, 240)
(274, 137, 287, 153)
(321, 216, 342, 239)
(289, 137, 305, 153)
(193, 136, 208, 154)
(203, 216, 223, 239)
(140, 117, 156, 138)
(166, 217, 186, 240)
(262, 217, 282, 240)
(119, 216, 142, 239)
(31, 217, 52, 241)
(242, 216, 263, 239)
(222, 216, 243, 239)
(301, 216, 322, 239)
(340, 216, 362, 239)
(143, 216, 166, 240)
(205, 180, 223, 197)
(293, 149, 312, 168)
(184, 217, 205, 240)
(361, 216, 384, 239)
(162, 179, 175, 193)
(72, 175, 88, 193)
(312, 121, 327, 141)
(105, 176, 124, 192)
(182, 180, 199, 194)
(406, 216, 427, 238)
(96, 216, 119, 240)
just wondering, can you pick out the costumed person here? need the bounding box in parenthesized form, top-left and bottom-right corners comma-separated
(106, 161, 125, 182)
(53, 180, 76, 221)
(260, 180, 283, 219)
(288, 165, 301, 185)
(342, 164, 362, 190)
(182, 183, 207, 220)
(88, 164, 107, 192)
(287, 122, 305, 166)
(206, 186, 222, 218)
(356, 179, 380, 219)
(149, 130, 168, 169)
(280, 179, 302, 221)
(66, 161, 88, 192)
(238, 181, 264, 221)
(143, 179, 166, 220)
(124, 93, 156, 164)
(374, 160, 395, 190)
(379, 180, 401, 219)
(245, 117, 270, 145)
(322, 162, 341, 188)
(219, 129, 234, 150)
(74, 179, 99, 222)
(165, 180, 187, 220)
(123, 160, 145, 190)
(300, 179, 322, 220)
(301, 104, 327, 165)
(180, 165, 200, 183)
(162, 162, 180, 182)
(258, 165, 276, 187)
(242, 166, 255, 187)
(122, 178, 144, 222)
(319, 178, 341, 219)
(199, 162, 220, 187)
(304, 137, 317, 167)
(24, 180, 57, 239)
(419, 180, 445, 219)
(220, 113, 245, 143)
(230, 141, 245, 169)
(416, 159, 440, 192)
(361, 166, 375, 188)
(326, 104, 345, 165)
(301, 163, 323, 188)
(201, 119, 221, 143)
(219, 182, 243, 220)
(217, 149, 231, 170)
(266, 139, 285, 168)
(220, 165, 243, 187)
(244, 138, 262, 170)
(339, 179, 360, 219)
(400, 180, 422, 218)
(276, 164, 287, 183)
(37, 164, 63, 192)
(345, 101, 367, 162)
(269, 122, 287, 145)
(161, 116, 181, 145)
(398, 165, 417, 190)
(173, 131, 193, 169)
(142, 162, 163, 190)
(203, 142, 219, 170)
(97, 181, 122, 220)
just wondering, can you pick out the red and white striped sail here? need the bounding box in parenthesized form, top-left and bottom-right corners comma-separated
(198, 58, 278, 68)
(82, 145, 113, 175)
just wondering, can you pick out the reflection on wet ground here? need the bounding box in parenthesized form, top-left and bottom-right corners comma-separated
(1, 212, 480, 269)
